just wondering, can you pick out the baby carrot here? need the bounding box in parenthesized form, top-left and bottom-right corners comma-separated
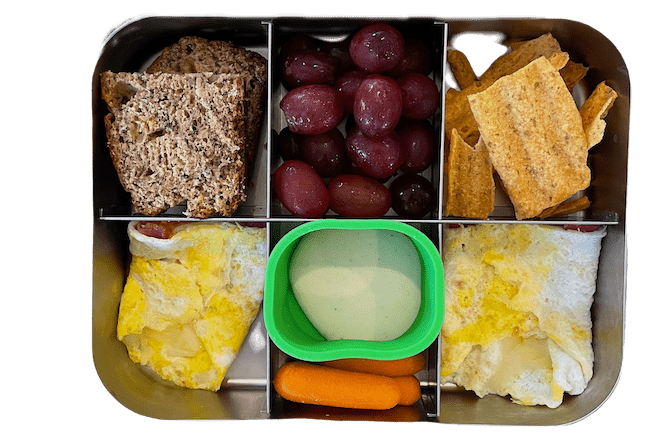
(274, 361, 401, 410)
(393, 375, 421, 406)
(321, 353, 426, 377)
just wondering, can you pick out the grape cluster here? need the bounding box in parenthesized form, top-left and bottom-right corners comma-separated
(276, 23, 439, 218)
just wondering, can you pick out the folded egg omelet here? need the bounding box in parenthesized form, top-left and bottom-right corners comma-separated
(117, 221, 267, 391)
(441, 224, 605, 408)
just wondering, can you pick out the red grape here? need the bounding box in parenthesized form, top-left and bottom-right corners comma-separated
(397, 73, 440, 120)
(282, 49, 338, 89)
(328, 174, 392, 218)
(345, 162, 390, 183)
(274, 160, 329, 217)
(353, 74, 402, 139)
(280, 85, 344, 135)
(302, 127, 347, 177)
(397, 119, 435, 173)
(386, 39, 432, 77)
(278, 127, 304, 161)
(390, 173, 436, 218)
(280, 35, 318, 62)
(335, 70, 368, 114)
(349, 23, 405, 73)
(321, 39, 354, 74)
(345, 127, 404, 179)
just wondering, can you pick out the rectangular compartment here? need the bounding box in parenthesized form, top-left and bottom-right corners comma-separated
(443, 19, 628, 226)
(92, 16, 628, 425)
(265, 221, 443, 420)
(269, 18, 446, 222)
(93, 17, 271, 220)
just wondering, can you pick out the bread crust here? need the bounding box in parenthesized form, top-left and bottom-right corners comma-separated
(101, 71, 247, 217)
(146, 36, 267, 181)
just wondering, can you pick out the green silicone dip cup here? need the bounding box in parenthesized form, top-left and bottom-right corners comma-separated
(263, 219, 444, 362)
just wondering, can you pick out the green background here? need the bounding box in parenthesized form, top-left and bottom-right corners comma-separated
(6, 0, 652, 441)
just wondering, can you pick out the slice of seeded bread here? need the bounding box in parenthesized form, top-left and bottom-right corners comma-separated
(146, 36, 267, 182)
(101, 71, 247, 218)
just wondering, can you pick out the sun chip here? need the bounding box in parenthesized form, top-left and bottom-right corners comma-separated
(445, 129, 495, 219)
(447, 49, 477, 90)
(468, 56, 591, 220)
(579, 81, 618, 149)
(480, 33, 569, 83)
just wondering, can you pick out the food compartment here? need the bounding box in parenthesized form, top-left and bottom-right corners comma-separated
(269, 18, 446, 221)
(265, 221, 443, 420)
(93, 17, 270, 220)
(442, 19, 628, 224)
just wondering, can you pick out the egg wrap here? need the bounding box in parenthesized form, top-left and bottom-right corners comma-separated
(441, 224, 605, 408)
(117, 221, 267, 391)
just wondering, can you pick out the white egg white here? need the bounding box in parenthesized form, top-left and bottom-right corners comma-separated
(116, 221, 267, 391)
(441, 224, 605, 408)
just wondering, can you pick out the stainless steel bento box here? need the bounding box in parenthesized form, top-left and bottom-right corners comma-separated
(92, 16, 629, 425)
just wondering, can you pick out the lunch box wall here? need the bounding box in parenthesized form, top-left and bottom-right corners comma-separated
(92, 16, 628, 424)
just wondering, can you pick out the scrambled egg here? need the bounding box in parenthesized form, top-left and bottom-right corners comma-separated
(117, 221, 267, 391)
(441, 224, 605, 408)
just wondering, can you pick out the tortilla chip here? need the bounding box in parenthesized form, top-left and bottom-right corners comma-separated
(448, 49, 477, 90)
(538, 196, 591, 218)
(446, 129, 495, 219)
(480, 33, 569, 83)
(559, 60, 589, 92)
(579, 81, 618, 149)
(468, 57, 591, 220)
(444, 81, 490, 146)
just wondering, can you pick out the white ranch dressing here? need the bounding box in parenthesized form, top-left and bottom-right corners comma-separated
(289, 229, 421, 341)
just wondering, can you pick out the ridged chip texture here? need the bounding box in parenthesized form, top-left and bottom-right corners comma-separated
(468, 57, 590, 220)
(101, 71, 247, 218)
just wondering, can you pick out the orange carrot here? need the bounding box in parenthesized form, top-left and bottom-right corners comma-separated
(321, 354, 426, 377)
(274, 361, 401, 410)
(393, 375, 421, 406)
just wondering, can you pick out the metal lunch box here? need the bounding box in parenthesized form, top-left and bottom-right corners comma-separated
(92, 16, 628, 424)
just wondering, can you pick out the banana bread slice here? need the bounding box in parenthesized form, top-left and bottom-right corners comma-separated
(146, 36, 267, 182)
(101, 71, 247, 218)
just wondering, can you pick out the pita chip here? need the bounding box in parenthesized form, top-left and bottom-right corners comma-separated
(448, 49, 478, 90)
(446, 129, 495, 219)
(468, 56, 591, 220)
(444, 81, 490, 146)
(480, 33, 569, 83)
(579, 81, 618, 149)
(559, 60, 589, 92)
(538, 196, 591, 219)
